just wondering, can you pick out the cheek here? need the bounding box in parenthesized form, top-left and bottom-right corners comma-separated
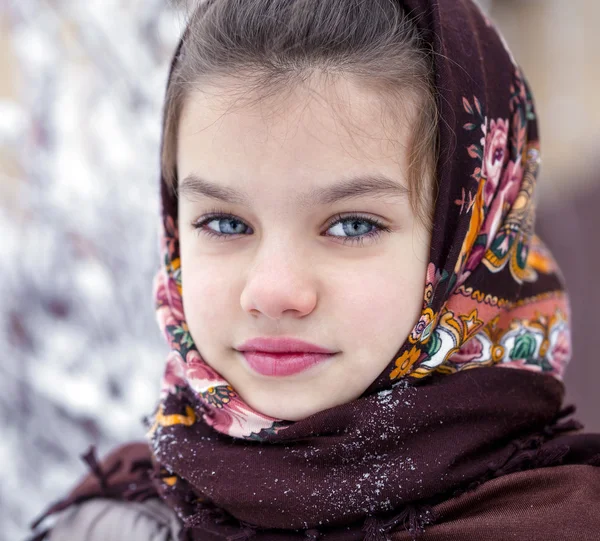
(327, 259, 426, 350)
(180, 255, 239, 331)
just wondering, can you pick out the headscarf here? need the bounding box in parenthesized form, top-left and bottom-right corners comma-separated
(152, 0, 571, 442)
(30, 1, 600, 540)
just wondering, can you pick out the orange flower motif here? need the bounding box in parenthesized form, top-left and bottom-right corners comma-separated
(163, 475, 178, 487)
(390, 345, 422, 380)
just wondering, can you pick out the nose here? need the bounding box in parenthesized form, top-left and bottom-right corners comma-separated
(240, 243, 318, 321)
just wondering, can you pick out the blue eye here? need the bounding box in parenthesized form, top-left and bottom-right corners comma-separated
(191, 210, 392, 246)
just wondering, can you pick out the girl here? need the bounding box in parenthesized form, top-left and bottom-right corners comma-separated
(30, 0, 600, 539)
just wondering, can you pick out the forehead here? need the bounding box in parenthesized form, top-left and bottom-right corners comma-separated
(176, 74, 416, 193)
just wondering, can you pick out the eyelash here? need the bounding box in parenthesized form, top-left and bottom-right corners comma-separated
(191, 208, 393, 247)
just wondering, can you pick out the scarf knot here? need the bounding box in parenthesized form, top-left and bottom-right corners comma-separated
(81, 445, 121, 493)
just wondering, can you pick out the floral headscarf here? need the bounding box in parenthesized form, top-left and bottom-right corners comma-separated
(145, 0, 575, 539)
(151, 0, 570, 439)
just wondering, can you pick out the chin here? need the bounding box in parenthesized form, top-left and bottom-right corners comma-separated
(243, 391, 329, 422)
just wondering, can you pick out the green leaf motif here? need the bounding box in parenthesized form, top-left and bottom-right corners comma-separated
(490, 231, 515, 256)
(463, 97, 474, 115)
(511, 333, 537, 361)
(426, 331, 442, 357)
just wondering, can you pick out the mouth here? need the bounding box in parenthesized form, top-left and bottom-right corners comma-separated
(235, 337, 339, 377)
(238, 351, 337, 377)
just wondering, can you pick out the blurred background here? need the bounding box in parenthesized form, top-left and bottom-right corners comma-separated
(1, 0, 599, 539)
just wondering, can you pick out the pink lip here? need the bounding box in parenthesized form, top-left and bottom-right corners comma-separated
(240, 352, 335, 377)
(236, 337, 338, 377)
(237, 337, 337, 354)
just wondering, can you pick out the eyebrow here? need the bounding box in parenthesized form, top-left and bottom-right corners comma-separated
(178, 173, 409, 207)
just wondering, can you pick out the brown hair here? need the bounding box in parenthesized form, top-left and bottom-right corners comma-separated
(162, 0, 439, 229)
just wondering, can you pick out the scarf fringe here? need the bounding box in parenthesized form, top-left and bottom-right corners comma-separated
(80, 445, 122, 491)
(180, 500, 256, 540)
(361, 504, 435, 541)
(456, 404, 589, 498)
(362, 516, 390, 541)
(179, 502, 435, 541)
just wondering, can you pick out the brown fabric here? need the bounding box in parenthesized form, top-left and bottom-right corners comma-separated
(42, 464, 600, 541)
(391, 465, 600, 540)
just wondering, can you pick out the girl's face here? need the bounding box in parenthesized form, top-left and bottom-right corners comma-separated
(177, 76, 431, 421)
